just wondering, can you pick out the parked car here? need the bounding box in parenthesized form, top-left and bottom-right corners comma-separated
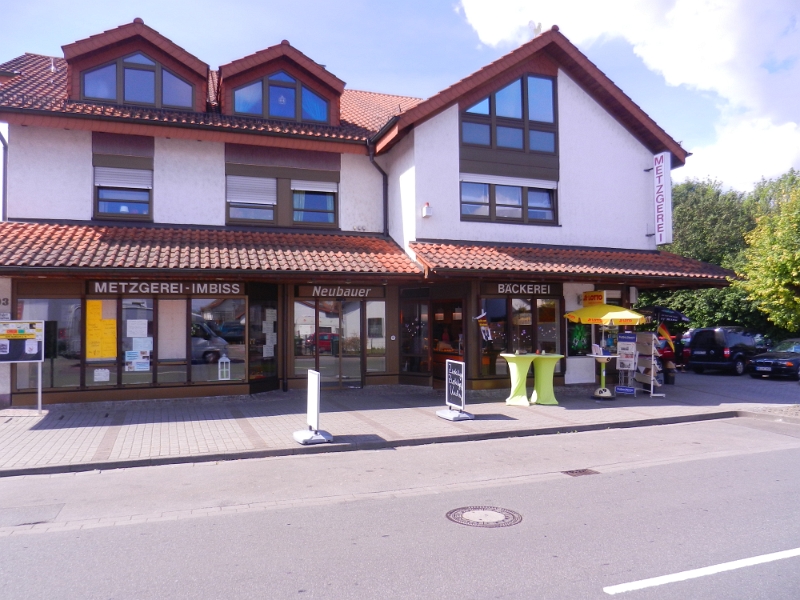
(686, 326, 757, 375)
(305, 332, 340, 354)
(746, 338, 800, 380)
(190, 322, 229, 363)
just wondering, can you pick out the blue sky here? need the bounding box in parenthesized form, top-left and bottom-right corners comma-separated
(1, 0, 798, 191)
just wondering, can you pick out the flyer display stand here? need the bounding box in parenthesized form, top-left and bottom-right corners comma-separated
(0, 321, 45, 414)
(634, 332, 664, 397)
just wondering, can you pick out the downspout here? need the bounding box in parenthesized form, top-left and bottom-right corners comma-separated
(367, 140, 389, 237)
(0, 128, 7, 222)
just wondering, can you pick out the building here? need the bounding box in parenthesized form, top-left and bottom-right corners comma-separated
(0, 20, 728, 406)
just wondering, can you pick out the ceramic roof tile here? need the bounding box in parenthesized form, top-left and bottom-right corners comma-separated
(409, 241, 731, 284)
(0, 222, 421, 275)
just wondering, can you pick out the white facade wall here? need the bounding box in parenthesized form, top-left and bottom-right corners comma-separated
(557, 70, 656, 250)
(7, 125, 92, 221)
(383, 132, 416, 252)
(339, 153, 384, 233)
(153, 138, 225, 226)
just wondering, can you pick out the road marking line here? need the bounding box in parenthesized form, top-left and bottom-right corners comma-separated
(604, 547, 800, 595)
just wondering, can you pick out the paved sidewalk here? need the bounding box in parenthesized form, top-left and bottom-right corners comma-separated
(1, 372, 798, 477)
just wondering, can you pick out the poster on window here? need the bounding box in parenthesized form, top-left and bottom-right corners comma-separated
(124, 350, 151, 372)
(567, 322, 590, 356)
(86, 300, 117, 360)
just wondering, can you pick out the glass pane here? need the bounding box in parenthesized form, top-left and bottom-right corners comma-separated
(191, 298, 246, 382)
(461, 182, 489, 204)
(497, 126, 523, 149)
(269, 85, 296, 118)
(301, 87, 328, 122)
(537, 299, 561, 367)
(461, 203, 489, 216)
(122, 298, 153, 385)
(432, 301, 463, 357)
(400, 301, 429, 373)
(162, 70, 193, 107)
(511, 298, 533, 356)
(98, 201, 150, 216)
(466, 98, 489, 115)
(157, 362, 187, 384)
(528, 189, 554, 221)
(294, 210, 334, 224)
(99, 188, 150, 202)
(317, 300, 340, 385)
(496, 206, 522, 219)
(235, 81, 263, 114)
(124, 68, 155, 104)
(495, 79, 522, 119)
(294, 300, 316, 376)
(158, 300, 186, 360)
(480, 298, 507, 376)
(229, 205, 274, 221)
(125, 53, 155, 65)
(85, 299, 118, 386)
(462, 122, 490, 145)
(293, 191, 334, 223)
(98, 189, 150, 216)
(86, 364, 118, 387)
(496, 186, 522, 206)
(84, 64, 116, 100)
(249, 301, 278, 381)
(529, 130, 556, 152)
(269, 71, 295, 83)
(15, 299, 82, 389)
(366, 301, 386, 372)
(341, 301, 361, 384)
(528, 76, 554, 123)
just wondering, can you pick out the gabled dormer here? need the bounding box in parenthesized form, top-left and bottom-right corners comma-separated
(218, 41, 345, 127)
(61, 18, 209, 113)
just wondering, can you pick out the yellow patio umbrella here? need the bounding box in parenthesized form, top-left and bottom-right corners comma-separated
(564, 304, 647, 325)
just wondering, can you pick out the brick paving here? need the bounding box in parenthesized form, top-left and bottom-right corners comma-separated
(1, 373, 798, 477)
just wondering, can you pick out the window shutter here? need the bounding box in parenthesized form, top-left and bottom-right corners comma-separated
(94, 167, 153, 189)
(459, 173, 557, 190)
(290, 180, 338, 193)
(226, 175, 277, 205)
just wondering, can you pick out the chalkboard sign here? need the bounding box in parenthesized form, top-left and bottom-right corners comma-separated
(445, 359, 465, 411)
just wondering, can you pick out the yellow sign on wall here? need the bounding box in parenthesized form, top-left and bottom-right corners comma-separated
(86, 300, 117, 360)
(582, 291, 606, 307)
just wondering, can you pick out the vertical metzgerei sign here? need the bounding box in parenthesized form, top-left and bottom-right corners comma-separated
(653, 152, 673, 245)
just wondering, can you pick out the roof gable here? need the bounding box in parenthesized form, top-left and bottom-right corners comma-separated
(61, 18, 208, 79)
(374, 26, 688, 167)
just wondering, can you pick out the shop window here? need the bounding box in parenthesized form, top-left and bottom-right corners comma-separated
(366, 301, 386, 373)
(400, 301, 429, 373)
(82, 52, 194, 109)
(537, 299, 561, 357)
(511, 298, 533, 355)
(157, 299, 187, 384)
(121, 298, 154, 385)
(15, 299, 82, 390)
(191, 298, 246, 382)
(249, 300, 278, 381)
(226, 175, 277, 223)
(460, 181, 556, 225)
(479, 298, 508, 377)
(233, 71, 330, 124)
(461, 75, 556, 153)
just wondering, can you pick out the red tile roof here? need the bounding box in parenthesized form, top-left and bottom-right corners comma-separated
(0, 222, 421, 276)
(409, 241, 731, 286)
(377, 26, 688, 167)
(0, 54, 419, 142)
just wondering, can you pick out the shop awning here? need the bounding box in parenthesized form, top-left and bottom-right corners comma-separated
(0, 221, 422, 278)
(409, 241, 731, 288)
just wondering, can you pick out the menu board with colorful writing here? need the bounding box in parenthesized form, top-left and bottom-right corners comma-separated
(86, 300, 117, 360)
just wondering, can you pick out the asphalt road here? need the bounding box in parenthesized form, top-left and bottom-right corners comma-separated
(2, 416, 800, 599)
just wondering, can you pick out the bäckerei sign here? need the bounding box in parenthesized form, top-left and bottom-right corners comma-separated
(653, 152, 673, 245)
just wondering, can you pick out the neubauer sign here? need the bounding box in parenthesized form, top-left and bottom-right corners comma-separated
(88, 281, 242, 295)
(653, 152, 673, 245)
(297, 285, 385, 298)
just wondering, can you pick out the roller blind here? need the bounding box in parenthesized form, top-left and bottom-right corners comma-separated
(290, 179, 338, 193)
(459, 172, 558, 190)
(94, 167, 153, 189)
(226, 175, 277, 205)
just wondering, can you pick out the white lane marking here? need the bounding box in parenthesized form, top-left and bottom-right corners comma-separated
(604, 547, 800, 595)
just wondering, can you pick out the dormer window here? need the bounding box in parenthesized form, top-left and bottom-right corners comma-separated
(233, 70, 330, 123)
(81, 52, 194, 109)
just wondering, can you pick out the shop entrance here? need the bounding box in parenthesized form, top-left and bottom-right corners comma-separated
(317, 300, 362, 387)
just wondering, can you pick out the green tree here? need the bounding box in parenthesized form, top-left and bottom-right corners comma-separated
(736, 186, 800, 332)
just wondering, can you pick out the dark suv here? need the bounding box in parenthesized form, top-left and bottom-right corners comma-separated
(686, 327, 757, 375)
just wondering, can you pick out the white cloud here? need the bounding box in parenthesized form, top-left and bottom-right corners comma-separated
(459, 0, 800, 191)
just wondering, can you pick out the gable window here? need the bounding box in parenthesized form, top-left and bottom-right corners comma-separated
(94, 166, 153, 220)
(461, 75, 556, 154)
(82, 52, 194, 109)
(226, 175, 277, 223)
(459, 175, 557, 225)
(233, 71, 330, 124)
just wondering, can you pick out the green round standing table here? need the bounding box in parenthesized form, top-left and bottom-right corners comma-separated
(500, 353, 565, 406)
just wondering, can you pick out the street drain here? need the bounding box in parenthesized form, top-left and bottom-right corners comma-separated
(562, 469, 599, 477)
(446, 506, 522, 528)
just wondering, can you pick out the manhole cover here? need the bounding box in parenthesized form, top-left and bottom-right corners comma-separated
(562, 469, 599, 477)
(446, 506, 522, 528)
